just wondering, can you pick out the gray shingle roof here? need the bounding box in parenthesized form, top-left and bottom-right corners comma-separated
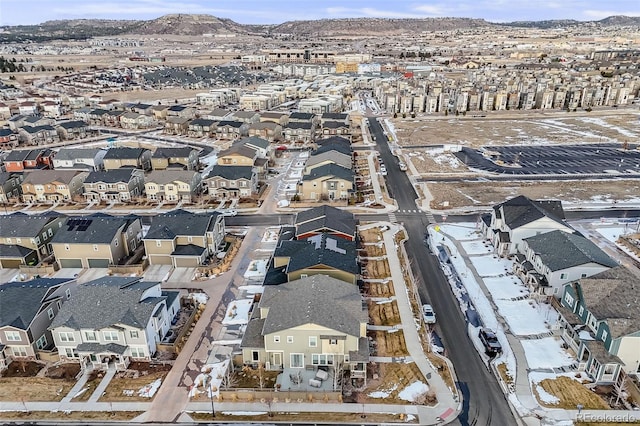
(0, 214, 60, 238)
(145, 170, 199, 185)
(58, 120, 87, 129)
(239, 136, 270, 150)
(51, 215, 138, 244)
(205, 165, 253, 181)
(295, 205, 356, 238)
(50, 276, 163, 330)
(302, 163, 353, 182)
(523, 230, 617, 271)
(259, 274, 366, 335)
(0, 244, 35, 259)
(497, 195, 566, 229)
(103, 147, 148, 160)
(275, 233, 358, 276)
(55, 148, 103, 162)
(84, 168, 137, 184)
(152, 147, 196, 159)
(144, 210, 219, 240)
(0, 278, 73, 329)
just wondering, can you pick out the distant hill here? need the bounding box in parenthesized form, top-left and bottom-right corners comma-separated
(1, 14, 639, 43)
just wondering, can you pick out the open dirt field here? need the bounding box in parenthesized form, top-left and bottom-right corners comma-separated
(393, 110, 640, 149)
(368, 300, 402, 326)
(369, 330, 409, 357)
(100, 365, 170, 402)
(364, 281, 395, 298)
(534, 376, 610, 410)
(0, 411, 143, 421)
(361, 362, 434, 405)
(0, 377, 75, 401)
(427, 179, 640, 210)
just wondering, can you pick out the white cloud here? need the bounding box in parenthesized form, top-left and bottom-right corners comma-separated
(582, 9, 640, 19)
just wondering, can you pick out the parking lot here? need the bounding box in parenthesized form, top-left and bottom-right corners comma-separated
(456, 143, 640, 175)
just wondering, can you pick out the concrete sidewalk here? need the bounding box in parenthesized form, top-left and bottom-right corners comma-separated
(88, 366, 116, 403)
(60, 369, 92, 403)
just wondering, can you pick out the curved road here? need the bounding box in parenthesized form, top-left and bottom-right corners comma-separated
(368, 118, 515, 426)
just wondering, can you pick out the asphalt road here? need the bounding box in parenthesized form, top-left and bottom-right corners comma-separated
(368, 118, 516, 426)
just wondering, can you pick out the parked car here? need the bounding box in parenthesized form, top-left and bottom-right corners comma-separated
(478, 328, 502, 355)
(219, 209, 237, 217)
(398, 161, 408, 171)
(422, 304, 436, 324)
(380, 164, 387, 176)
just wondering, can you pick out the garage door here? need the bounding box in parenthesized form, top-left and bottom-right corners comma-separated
(60, 258, 82, 268)
(149, 255, 172, 265)
(88, 258, 110, 268)
(0, 259, 22, 268)
(174, 257, 199, 268)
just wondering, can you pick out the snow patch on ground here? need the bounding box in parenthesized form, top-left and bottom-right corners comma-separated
(438, 223, 480, 241)
(521, 338, 575, 369)
(368, 383, 398, 398)
(243, 259, 267, 278)
(138, 378, 162, 398)
(222, 298, 253, 325)
(483, 276, 529, 300)
(469, 254, 513, 277)
(398, 381, 429, 402)
(460, 240, 494, 255)
(262, 227, 281, 242)
(189, 292, 208, 305)
(494, 299, 555, 336)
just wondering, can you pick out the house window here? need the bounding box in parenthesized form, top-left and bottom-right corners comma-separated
(5, 238, 11, 244)
(48, 228, 53, 237)
(290, 353, 304, 368)
(59, 332, 75, 342)
(329, 338, 338, 345)
(114, 238, 118, 247)
(312, 354, 334, 365)
(64, 244, 70, 251)
(156, 240, 162, 247)
(93, 244, 99, 251)
(130, 347, 145, 358)
(84, 331, 97, 341)
(581, 273, 587, 278)
(66, 288, 71, 299)
(47, 307, 54, 320)
(601, 330, 608, 342)
(57, 301, 62, 310)
(287, 336, 294, 343)
(35, 237, 40, 245)
(309, 336, 317, 347)
(16, 238, 21, 243)
(563, 292, 574, 307)
(36, 334, 47, 350)
(5, 330, 21, 341)
(64, 347, 77, 358)
(188, 236, 193, 243)
(560, 273, 567, 280)
(103, 330, 119, 341)
(578, 306, 584, 316)
(130, 330, 139, 339)
(273, 335, 280, 343)
(12, 347, 28, 357)
(252, 351, 260, 362)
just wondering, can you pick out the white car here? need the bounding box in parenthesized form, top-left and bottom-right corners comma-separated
(422, 304, 436, 324)
(219, 209, 237, 217)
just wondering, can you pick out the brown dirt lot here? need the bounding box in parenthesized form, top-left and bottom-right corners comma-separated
(393, 111, 640, 148)
(368, 300, 402, 326)
(360, 362, 435, 405)
(1, 360, 45, 377)
(364, 259, 391, 279)
(190, 411, 417, 423)
(0, 377, 75, 401)
(427, 180, 640, 210)
(0, 411, 143, 421)
(100, 365, 170, 402)
(364, 281, 395, 298)
(369, 330, 409, 357)
(360, 227, 384, 243)
(534, 376, 610, 410)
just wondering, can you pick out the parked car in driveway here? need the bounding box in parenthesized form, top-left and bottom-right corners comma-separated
(422, 304, 436, 324)
(478, 328, 502, 355)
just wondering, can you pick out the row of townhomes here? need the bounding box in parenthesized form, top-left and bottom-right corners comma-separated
(0, 209, 226, 270)
(240, 205, 368, 387)
(481, 195, 639, 389)
(0, 138, 276, 204)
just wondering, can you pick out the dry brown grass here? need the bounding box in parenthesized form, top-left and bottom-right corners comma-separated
(359, 227, 384, 243)
(496, 362, 514, 387)
(0, 377, 74, 401)
(71, 372, 101, 402)
(360, 243, 385, 257)
(533, 376, 610, 410)
(0, 411, 143, 421)
(370, 330, 409, 357)
(99, 371, 167, 402)
(362, 362, 435, 405)
(427, 180, 640, 210)
(190, 411, 417, 423)
(364, 281, 395, 298)
(364, 259, 391, 279)
(426, 352, 455, 391)
(368, 300, 402, 326)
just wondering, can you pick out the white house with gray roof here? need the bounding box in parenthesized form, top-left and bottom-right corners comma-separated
(53, 148, 106, 171)
(49, 276, 180, 371)
(515, 230, 618, 297)
(241, 274, 368, 383)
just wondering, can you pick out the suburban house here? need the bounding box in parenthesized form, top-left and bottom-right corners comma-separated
(215, 120, 248, 139)
(119, 111, 155, 129)
(4, 148, 55, 172)
(240, 274, 369, 382)
(21, 170, 88, 203)
(556, 266, 640, 385)
(259, 111, 289, 126)
(187, 118, 217, 138)
(103, 147, 152, 171)
(231, 111, 261, 124)
(248, 121, 282, 141)
(514, 230, 618, 297)
(304, 150, 352, 174)
(151, 147, 199, 171)
(320, 121, 351, 138)
(0, 172, 24, 203)
(50, 215, 142, 268)
(164, 116, 190, 135)
(166, 104, 196, 119)
(56, 120, 92, 140)
(238, 136, 272, 160)
(271, 233, 358, 284)
(82, 169, 145, 203)
(52, 148, 107, 171)
(144, 170, 202, 203)
(49, 276, 180, 370)
(217, 144, 258, 167)
(481, 195, 573, 256)
(298, 164, 354, 202)
(0, 277, 77, 368)
(0, 213, 66, 268)
(204, 165, 256, 200)
(294, 205, 357, 241)
(143, 210, 225, 267)
(0, 128, 18, 149)
(103, 110, 123, 127)
(320, 113, 349, 126)
(283, 122, 314, 143)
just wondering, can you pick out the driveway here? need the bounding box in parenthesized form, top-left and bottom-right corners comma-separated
(0, 268, 20, 283)
(143, 264, 172, 282)
(165, 267, 197, 285)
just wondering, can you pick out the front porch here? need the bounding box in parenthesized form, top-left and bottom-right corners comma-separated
(77, 342, 130, 371)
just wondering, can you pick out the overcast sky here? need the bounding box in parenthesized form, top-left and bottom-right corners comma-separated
(1, 0, 639, 26)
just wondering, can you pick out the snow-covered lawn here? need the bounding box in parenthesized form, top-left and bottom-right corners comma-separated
(521, 338, 575, 369)
(189, 360, 230, 399)
(595, 226, 626, 243)
(261, 227, 281, 243)
(494, 299, 555, 336)
(438, 223, 480, 241)
(483, 276, 529, 300)
(398, 381, 429, 402)
(368, 383, 398, 399)
(469, 254, 513, 277)
(528, 371, 588, 405)
(460, 240, 494, 255)
(238, 285, 264, 295)
(222, 299, 253, 325)
(243, 259, 267, 279)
